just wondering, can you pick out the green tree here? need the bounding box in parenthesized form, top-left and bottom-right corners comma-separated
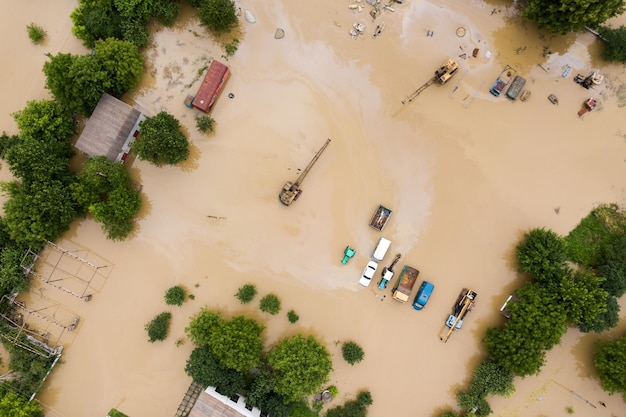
(134, 112, 189, 165)
(186, 309, 223, 346)
(579, 294, 620, 333)
(598, 261, 626, 297)
(196, 115, 216, 134)
(516, 228, 567, 285)
(71, 0, 123, 48)
(0, 392, 43, 417)
(324, 390, 373, 417)
(522, 0, 625, 34)
(559, 271, 608, 326)
(26, 23, 46, 45)
(599, 25, 626, 62)
(341, 341, 365, 365)
(12, 100, 75, 143)
(287, 310, 299, 323)
(199, 0, 238, 33)
(594, 336, 626, 395)
(145, 311, 172, 342)
(0, 245, 31, 296)
(471, 358, 515, 397)
(439, 411, 461, 417)
(209, 316, 264, 372)
(93, 38, 143, 97)
(185, 346, 246, 397)
(2, 180, 78, 248)
(4, 137, 73, 184)
(71, 156, 141, 240)
(484, 283, 567, 376)
(164, 285, 186, 306)
(259, 294, 281, 315)
(235, 283, 257, 303)
(267, 334, 332, 401)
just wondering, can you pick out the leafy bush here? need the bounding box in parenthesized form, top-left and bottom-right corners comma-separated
(107, 409, 130, 417)
(328, 385, 339, 398)
(341, 341, 364, 365)
(27, 23, 46, 44)
(145, 312, 172, 343)
(196, 115, 216, 133)
(199, 0, 238, 33)
(516, 227, 567, 285)
(259, 294, 281, 315)
(599, 25, 626, 63)
(235, 284, 257, 304)
(287, 310, 299, 323)
(134, 111, 189, 166)
(164, 285, 186, 306)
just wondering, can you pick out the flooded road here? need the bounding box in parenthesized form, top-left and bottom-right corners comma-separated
(2, 0, 626, 416)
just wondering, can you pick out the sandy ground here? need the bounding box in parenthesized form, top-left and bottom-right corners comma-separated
(1, 0, 626, 416)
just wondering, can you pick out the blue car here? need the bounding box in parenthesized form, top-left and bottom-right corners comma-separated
(412, 281, 435, 310)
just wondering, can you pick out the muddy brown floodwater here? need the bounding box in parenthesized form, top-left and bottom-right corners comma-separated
(2, 0, 626, 416)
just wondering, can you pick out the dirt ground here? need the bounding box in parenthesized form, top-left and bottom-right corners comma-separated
(1, 0, 626, 416)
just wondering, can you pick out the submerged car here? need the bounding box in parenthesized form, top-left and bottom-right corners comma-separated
(359, 260, 378, 287)
(412, 281, 435, 310)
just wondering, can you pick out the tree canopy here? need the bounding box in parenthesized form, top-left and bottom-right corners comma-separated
(12, 100, 75, 143)
(0, 392, 43, 417)
(559, 271, 608, 326)
(599, 25, 626, 62)
(209, 316, 265, 372)
(198, 0, 238, 34)
(266, 334, 332, 401)
(134, 111, 190, 165)
(594, 336, 626, 395)
(522, 0, 625, 34)
(185, 346, 246, 397)
(516, 227, 568, 284)
(185, 309, 223, 346)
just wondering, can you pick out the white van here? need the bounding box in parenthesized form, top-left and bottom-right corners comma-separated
(371, 237, 391, 262)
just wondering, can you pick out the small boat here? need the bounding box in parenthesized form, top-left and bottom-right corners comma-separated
(548, 94, 559, 105)
(372, 21, 386, 39)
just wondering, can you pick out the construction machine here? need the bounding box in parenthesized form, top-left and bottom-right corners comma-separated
(442, 288, 477, 343)
(378, 253, 401, 289)
(402, 58, 459, 104)
(279, 138, 331, 206)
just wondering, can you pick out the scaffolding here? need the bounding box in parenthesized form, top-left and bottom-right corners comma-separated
(21, 240, 112, 301)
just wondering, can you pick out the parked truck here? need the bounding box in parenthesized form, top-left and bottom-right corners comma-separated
(391, 265, 420, 302)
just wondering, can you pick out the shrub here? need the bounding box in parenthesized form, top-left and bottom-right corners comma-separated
(259, 294, 281, 315)
(196, 115, 215, 133)
(235, 284, 257, 303)
(145, 312, 172, 343)
(328, 385, 339, 398)
(108, 409, 130, 417)
(27, 23, 46, 44)
(164, 285, 186, 306)
(341, 341, 364, 365)
(287, 310, 299, 323)
(199, 0, 238, 34)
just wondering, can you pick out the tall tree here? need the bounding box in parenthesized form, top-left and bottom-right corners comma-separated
(599, 25, 626, 62)
(594, 336, 626, 395)
(134, 111, 189, 166)
(12, 100, 75, 143)
(208, 316, 265, 372)
(4, 137, 72, 183)
(199, 0, 238, 33)
(559, 271, 608, 326)
(266, 334, 332, 401)
(185, 309, 223, 346)
(579, 294, 620, 333)
(522, 0, 625, 34)
(185, 346, 246, 397)
(0, 392, 43, 417)
(516, 227, 567, 285)
(93, 38, 143, 97)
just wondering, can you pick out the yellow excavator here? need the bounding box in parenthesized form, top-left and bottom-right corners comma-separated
(442, 288, 477, 343)
(279, 138, 331, 206)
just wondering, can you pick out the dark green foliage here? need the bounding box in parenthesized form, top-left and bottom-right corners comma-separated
(0, 392, 43, 417)
(594, 336, 626, 395)
(565, 211, 612, 267)
(12, 100, 75, 143)
(471, 358, 515, 397)
(186, 309, 222, 346)
(267, 334, 332, 401)
(0, 336, 55, 398)
(259, 294, 281, 315)
(164, 285, 186, 306)
(71, 1, 124, 48)
(341, 341, 365, 365)
(208, 316, 264, 372)
(2, 180, 79, 248)
(235, 283, 257, 304)
(107, 409, 129, 417)
(484, 283, 567, 376)
(0, 132, 18, 158)
(287, 310, 299, 324)
(4, 137, 73, 183)
(474, 397, 492, 417)
(134, 112, 190, 165)
(151, 0, 181, 26)
(26, 23, 46, 44)
(456, 386, 482, 413)
(578, 294, 620, 333)
(559, 271, 608, 326)
(439, 411, 461, 417)
(71, 156, 141, 240)
(188, 0, 204, 7)
(598, 261, 626, 297)
(522, 0, 625, 34)
(199, 0, 238, 33)
(0, 245, 30, 296)
(599, 25, 626, 62)
(196, 115, 216, 133)
(516, 228, 567, 284)
(185, 346, 246, 397)
(43, 39, 143, 115)
(145, 312, 172, 342)
(324, 390, 373, 417)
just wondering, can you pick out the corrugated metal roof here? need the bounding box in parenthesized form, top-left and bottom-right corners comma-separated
(193, 60, 230, 113)
(75, 93, 142, 161)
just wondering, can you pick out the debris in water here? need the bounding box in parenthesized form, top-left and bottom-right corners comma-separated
(275, 28, 285, 39)
(244, 10, 256, 24)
